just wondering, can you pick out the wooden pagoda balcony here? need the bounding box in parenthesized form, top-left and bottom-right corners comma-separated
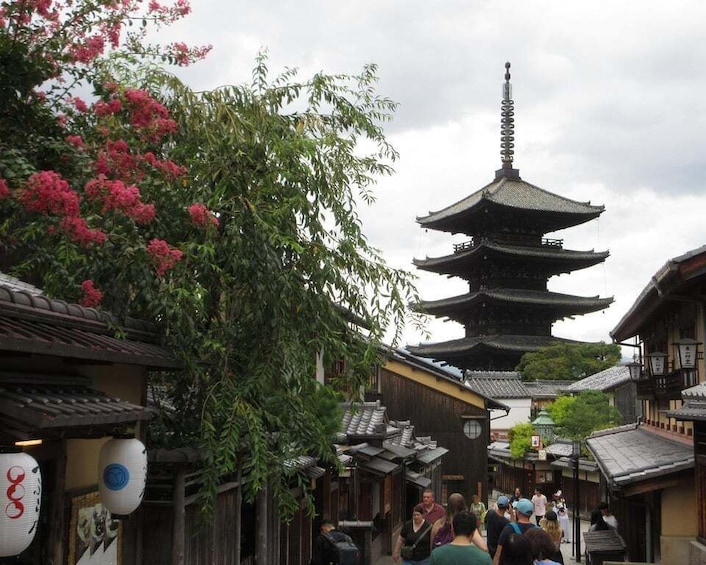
(453, 235, 563, 253)
(635, 369, 698, 401)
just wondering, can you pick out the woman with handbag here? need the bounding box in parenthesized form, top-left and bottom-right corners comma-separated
(393, 504, 433, 564)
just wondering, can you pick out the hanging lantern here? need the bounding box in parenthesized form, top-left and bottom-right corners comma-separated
(98, 436, 147, 516)
(0, 449, 42, 558)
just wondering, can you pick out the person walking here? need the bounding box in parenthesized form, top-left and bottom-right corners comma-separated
(508, 488, 523, 521)
(539, 511, 564, 564)
(393, 504, 433, 564)
(430, 511, 492, 565)
(470, 494, 487, 532)
(524, 528, 562, 565)
(485, 495, 510, 560)
(312, 519, 357, 565)
(431, 493, 487, 551)
(598, 502, 618, 529)
(421, 489, 446, 525)
(493, 499, 536, 565)
(531, 488, 547, 526)
(553, 496, 570, 544)
(497, 534, 533, 565)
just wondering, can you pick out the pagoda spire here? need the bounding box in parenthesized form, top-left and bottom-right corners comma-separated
(496, 61, 520, 180)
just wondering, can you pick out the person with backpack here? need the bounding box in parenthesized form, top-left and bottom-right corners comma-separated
(493, 499, 537, 565)
(312, 519, 360, 565)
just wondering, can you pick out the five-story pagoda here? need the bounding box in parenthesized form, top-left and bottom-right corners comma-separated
(408, 63, 613, 371)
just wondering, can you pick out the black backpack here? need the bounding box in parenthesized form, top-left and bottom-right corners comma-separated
(325, 531, 361, 565)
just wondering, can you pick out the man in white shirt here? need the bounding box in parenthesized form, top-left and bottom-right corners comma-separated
(531, 487, 547, 526)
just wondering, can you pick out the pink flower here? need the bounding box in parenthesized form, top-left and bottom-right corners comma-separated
(66, 135, 83, 148)
(72, 97, 88, 113)
(146, 238, 183, 276)
(188, 203, 219, 228)
(79, 280, 104, 308)
(59, 216, 107, 247)
(18, 171, 80, 217)
(0, 178, 9, 200)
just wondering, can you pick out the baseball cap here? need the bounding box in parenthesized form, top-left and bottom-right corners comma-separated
(497, 496, 509, 508)
(515, 498, 534, 516)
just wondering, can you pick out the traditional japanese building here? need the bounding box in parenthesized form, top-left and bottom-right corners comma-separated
(409, 63, 613, 371)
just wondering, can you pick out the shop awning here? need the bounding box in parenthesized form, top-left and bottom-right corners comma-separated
(405, 471, 432, 488)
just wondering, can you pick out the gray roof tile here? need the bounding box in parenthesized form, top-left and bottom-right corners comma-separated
(418, 177, 604, 225)
(564, 365, 631, 392)
(586, 424, 693, 488)
(464, 372, 531, 398)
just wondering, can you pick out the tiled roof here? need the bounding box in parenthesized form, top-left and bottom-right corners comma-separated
(409, 335, 574, 357)
(389, 348, 508, 410)
(0, 380, 151, 439)
(564, 365, 631, 393)
(0, 283, 179, 369)
(611, 244, 706, 341)
(665, 382, 706, 421)
(586, 424, 693, 489)
(464, 372, 531, 398)
(341, 402, 393, 437)
(414, 241, 609, 273)
(524, 380, 574, 398)
(419, 289, 612, 316)
(418, 176, 604, 230)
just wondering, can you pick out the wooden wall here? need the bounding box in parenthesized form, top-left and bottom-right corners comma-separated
(380, 368, 490, 504)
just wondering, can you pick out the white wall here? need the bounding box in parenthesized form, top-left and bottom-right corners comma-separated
(490, 398, 532, 438)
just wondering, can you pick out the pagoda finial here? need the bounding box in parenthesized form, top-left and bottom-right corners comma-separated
(500, 61, 515, 167)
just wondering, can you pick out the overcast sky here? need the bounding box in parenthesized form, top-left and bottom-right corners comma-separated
(164, 0, 706, 353)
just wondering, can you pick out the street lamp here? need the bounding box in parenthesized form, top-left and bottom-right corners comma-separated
(572, 439, 581, 563)
(674, 338, 700, 370)
(532, 409, 556, 445)
(647, 351, 668, 376)
(674, 338, 701, 387)
(626, 358, 642, 381)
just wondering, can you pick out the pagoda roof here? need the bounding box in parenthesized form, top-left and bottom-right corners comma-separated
(417, 289, 613, 320)
(407, 334, 580, 370)
(417, 175, 604, 235)
(414, 240, 609, 276)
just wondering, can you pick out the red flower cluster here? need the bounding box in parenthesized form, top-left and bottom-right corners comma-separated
(79, 279, 104, 308)
(124, 88, 177, 142)
(18, 171, 80, 216)
(85, 176, 156, 224)
(188, 203, 219, 228)
(146, 238, 183, 276)
(17, 171, 107, 247)
(69, 34, 105, 64)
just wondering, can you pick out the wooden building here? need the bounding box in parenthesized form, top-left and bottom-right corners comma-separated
(377, 349, 506, 506)
(408, 62, 612, 371)
(0, 276, 180, 564)
(587, 244, 706, 563)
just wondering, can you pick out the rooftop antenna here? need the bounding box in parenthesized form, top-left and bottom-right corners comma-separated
(497, 61, 520, 180)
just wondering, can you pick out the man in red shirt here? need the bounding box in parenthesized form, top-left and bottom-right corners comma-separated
(421, 489, 446, 525)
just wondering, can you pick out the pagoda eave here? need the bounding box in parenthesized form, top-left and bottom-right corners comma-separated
(416, 291, 613, 316)
(413, 244, 609, 276)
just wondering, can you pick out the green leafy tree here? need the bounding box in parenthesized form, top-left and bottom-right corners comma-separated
(508, 422, 536, 459)
(516, 342, 621, 381)
(547, 391, 621, 439)
(1, 2, 423, 519)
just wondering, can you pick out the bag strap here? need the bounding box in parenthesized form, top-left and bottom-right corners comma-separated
(510, 522, 522, 535)
(410, 522, 433, 549)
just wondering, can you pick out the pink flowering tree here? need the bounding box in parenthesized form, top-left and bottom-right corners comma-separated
(0, 1, 424, 521)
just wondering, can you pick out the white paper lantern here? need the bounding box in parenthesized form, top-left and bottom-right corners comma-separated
(98, 437, 147, 516)
(0, 450, 42, 557)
